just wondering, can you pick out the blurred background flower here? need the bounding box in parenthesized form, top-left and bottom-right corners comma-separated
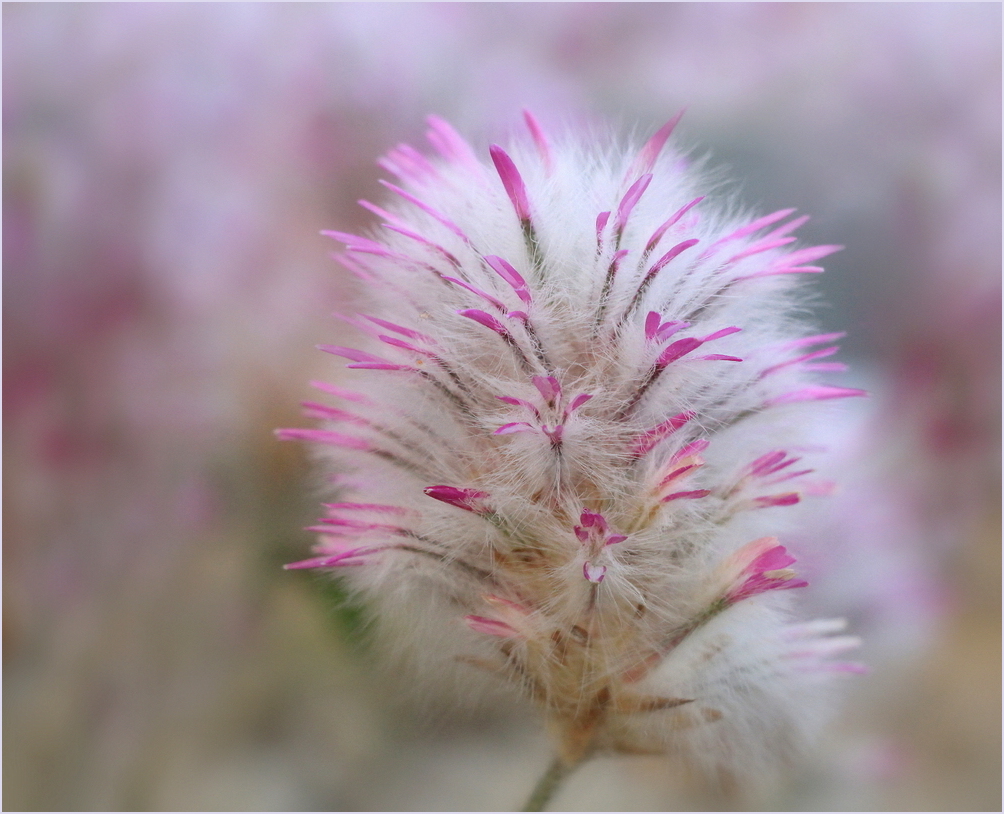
(4, 3, 999, 810)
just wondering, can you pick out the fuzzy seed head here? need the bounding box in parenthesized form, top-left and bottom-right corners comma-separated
(282, 112, 865, 782)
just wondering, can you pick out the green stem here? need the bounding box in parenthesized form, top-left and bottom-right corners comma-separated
(521, 755, 576, 812)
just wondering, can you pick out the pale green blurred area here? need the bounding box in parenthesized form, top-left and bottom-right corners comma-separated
(4, 3, 999, 811)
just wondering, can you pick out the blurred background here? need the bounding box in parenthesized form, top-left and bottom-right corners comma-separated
(4, 3, 1000, 810)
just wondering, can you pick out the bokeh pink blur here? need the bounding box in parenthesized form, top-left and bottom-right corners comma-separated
(4, 4, 999, 810)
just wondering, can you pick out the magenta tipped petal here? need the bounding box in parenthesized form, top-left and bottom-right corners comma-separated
(626, 109, 684, 179)
(490, 144, 532, 222)
(768, 386, 868, 406)
(523, 110, 554, 175)
(424, 485, 490, 514)
(465, 615, 520, 638)
(458, 308, 509, 336)
(663, 490, 711, 501)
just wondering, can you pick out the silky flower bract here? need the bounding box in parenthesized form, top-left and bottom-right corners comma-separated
(281, 112, 865, 789)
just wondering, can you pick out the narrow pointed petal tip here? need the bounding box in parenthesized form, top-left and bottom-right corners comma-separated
(489, 144, 531, 221)
(465, 615, 520, 638)
(627, 109, 685, 179)
(768, 386, 869, 406)
(522, 110, 554, 174)
(424, 485, 491, 514)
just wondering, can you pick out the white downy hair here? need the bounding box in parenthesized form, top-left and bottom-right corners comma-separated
(280, 112, 865, 785)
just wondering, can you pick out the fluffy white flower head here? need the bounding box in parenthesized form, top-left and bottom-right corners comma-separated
(281, 112, 865, 782)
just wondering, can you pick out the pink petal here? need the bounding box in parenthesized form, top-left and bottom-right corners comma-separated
(484, 255, 532, 304)
(465, 615, 520, 638)
(494, 422, 536, 435)
(615, 173, 653, 235)
(783, 331, 846, 350)
(596, 210, 611, 247)
(626, 110, 684, 180)
(283, 553, 369, 570)
(703, 208, 797, 255)
(656, 336, 703, 367)
(426, 115, 481, 168)
(443, 276, 508, 311)
(533, 376, 562, 403)
(644, 238, 700, 280)
(496, 395, 542, 418)
(669, 438, 710, 464)
(274, 428, 370, 450)
(317, 345, 409, 370)
(565, 393, 593, 413)
(357, 199, 405, 226)
(424, 485, 491, 513)
(379, 180, 470, 243)
(656, 320, 689, 342)
(579, 510, 608, 533)
(747, 544, 797, 573)
(779, 244, 843, 266)
(663, 489, 711, 501)
(644, 311, 662, 341)
(605, 535, 628, 546)
(767, 386, 868, 406)
(702, 326, 742, 342)
(323, 502, 411, 515)
(631, 410, 695, 456)
(522, 110, 554, 175)
(644, 196, 704, 254)
(458, 308, 509, 336)
(657, 463, 698, 488)
(583, 561, 607, 583)
(309, 380, 371, 403)
(752, 493, 801, 508)
(490, 145, 531, 222)
(382, 223, 461, 267)
(299, 401, 368, 424)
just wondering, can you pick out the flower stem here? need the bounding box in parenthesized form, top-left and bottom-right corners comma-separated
(522, 755, 575, 812)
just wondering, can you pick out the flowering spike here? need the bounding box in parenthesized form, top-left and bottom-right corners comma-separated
(285, 115, 863, 789)
(489, 144, 531, 222)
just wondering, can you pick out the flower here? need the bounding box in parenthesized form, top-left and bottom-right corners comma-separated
(280, 112, 865, 788)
